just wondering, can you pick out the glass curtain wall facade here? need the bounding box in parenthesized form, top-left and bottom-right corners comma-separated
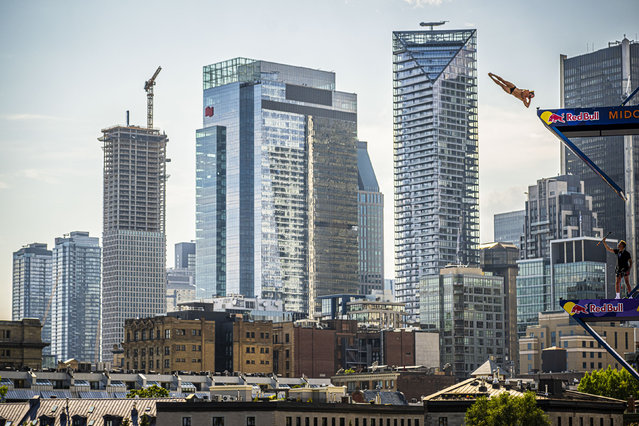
(12, 243, 52, 355)
(196, 59, 358, 316)
(393, 29, 479, 321)
(516, 258, 551, 336)
(493, 210, 525, 248)
(521, 175, 602, 260)
(561, 39, 639, 285)
(357, 141, 384, 295)
(420, 267, 505, 380)
(99, 126, 168, 361)
(550, 237, 616, 308)
(51, 232, 101, 362)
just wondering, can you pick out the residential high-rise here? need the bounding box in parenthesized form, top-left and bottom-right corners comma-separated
(12, 243, 52, 355)
(550, 236, 617, 307)
(357, 141, 384, 295)
(521, 175, 602, 260)
(99, 125, 168, 361)
(517, 175, 603, 335)
(493, 210, 525, 248)
(420, 266, 505, 380)
(196, 58, 359, 316)
(393, 28, 479, 321)
(480, 242, 519, 375)
(50, 232, 101, 362)
(561, 37, 639, 284)
(175, 241, 195, 271)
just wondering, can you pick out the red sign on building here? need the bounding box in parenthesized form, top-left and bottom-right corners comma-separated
(205, 106, 214, 117)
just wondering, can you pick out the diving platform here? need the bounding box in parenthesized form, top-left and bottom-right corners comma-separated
(561, 298, 639, 380)
(537, 104, 639, 201)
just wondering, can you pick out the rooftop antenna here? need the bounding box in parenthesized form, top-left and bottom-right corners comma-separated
(420, 21, 448, 30)
(144, 66, 162, 129)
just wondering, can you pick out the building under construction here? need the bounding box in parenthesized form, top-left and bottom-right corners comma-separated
(99, 67, 168, 362)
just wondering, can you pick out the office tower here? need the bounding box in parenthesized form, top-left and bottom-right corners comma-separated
(561, 37, 639, 284)
(175, 241, 195, 271)
(480, 242, 519, 375)
(550, 237, 617, 306)
(12, 243, 52, 355)
(521, 175, 602, 260)
(393, 28, 479, 321)
(50, 232, 101, 362)
(357, 141, 384, 295)
(493, 210, 525, 248)
(517, 175, 603, 335)
(420, 266, 505, 380)
(196, 58, 358, 315)
(99, 124, 168, 361)
(166, 268, 195, 312)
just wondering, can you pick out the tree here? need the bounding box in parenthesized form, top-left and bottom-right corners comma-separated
(465, 391, 551, 426)
(126, 384, 169, 398)
(0, 376, 7, 401)
(578, 366, 639, 400)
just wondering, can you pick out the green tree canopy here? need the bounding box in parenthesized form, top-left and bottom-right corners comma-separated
(578, 366, 639, 400)
(465, 391, 551, 426)
(126, 384, 169, 398)
(0, 376, 7, 401)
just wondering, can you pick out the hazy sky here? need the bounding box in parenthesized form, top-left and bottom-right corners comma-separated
(1, 0, 638, 319)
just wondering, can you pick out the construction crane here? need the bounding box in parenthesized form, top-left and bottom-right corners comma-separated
(144, 66, 162, 128)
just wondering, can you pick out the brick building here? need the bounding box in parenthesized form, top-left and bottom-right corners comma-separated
(232, 319, 273, 374)
(122, 316, 215, 373)
(0, 319, 49, 370)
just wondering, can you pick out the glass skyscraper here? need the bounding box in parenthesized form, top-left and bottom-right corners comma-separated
(393, 28, 479, 321)
(517, 174, 602, 335)
(99, 125, 168, 361)
(50, 232, 101, 362)
(196, 59, 359, 316)
(12, 243, 52, 355)
(357, 141, 384, 295)
(493, 210, 525, 248)
(561, 37, 639, 284)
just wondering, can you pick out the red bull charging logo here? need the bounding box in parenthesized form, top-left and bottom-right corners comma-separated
(541, 110, 600, 126)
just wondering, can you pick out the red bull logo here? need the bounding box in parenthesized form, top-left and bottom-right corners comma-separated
(570, 304, 588, 315)
(541, 110, 600, 126)
(547, 113, 565, 123)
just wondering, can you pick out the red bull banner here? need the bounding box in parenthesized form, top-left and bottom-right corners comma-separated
(538, 106, 639, 136)
(538, 107, 632, 201)
(561, 299, 639, 322)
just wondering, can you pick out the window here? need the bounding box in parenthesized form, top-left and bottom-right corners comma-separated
(182, 417, 192, 426)
(438, 419, 448, 426)
(287, 418, 293, 426)
(212, 418, 225, 426)
(247, 417, 256, 426)
(165, 330, 171, 339)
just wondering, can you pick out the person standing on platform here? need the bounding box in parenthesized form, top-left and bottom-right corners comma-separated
(602, 238, 633, 299)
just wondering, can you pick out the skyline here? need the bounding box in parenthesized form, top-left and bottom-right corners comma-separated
(1, 0, 638, 319)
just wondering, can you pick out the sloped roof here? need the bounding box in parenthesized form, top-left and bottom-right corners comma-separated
(471, 359, 500, 377)
(13, 397, 186, 426)
(0, 402, 31, 424)
(361, 390, 408, 405)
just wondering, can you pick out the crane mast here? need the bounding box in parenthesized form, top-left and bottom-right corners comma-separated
(144, 66, 162, 128)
